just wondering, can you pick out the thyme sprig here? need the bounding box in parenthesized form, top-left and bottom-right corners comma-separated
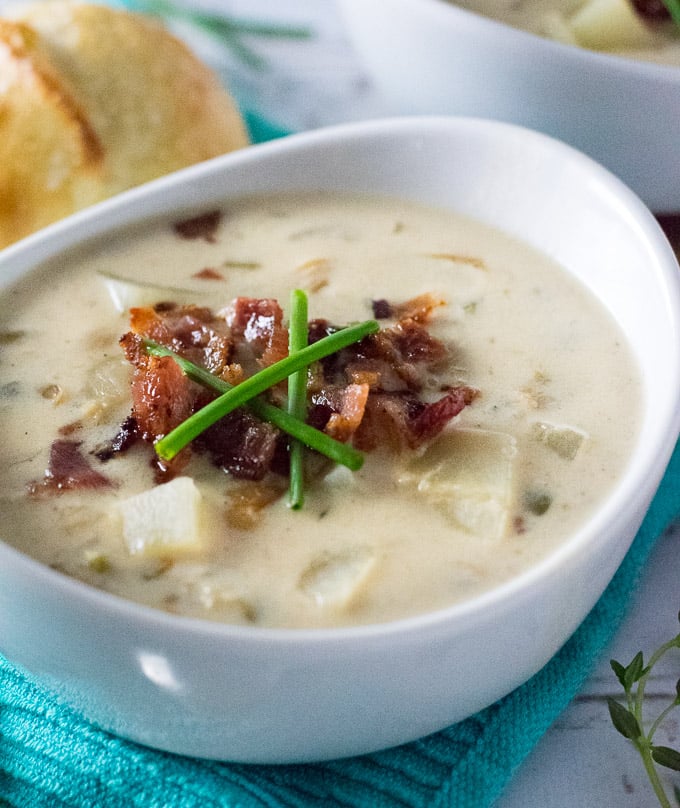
(125, 0, 311, 70)
(608, 612, 680, 808)
(287, 290, 309, 510)
(146, 316, 378, 464)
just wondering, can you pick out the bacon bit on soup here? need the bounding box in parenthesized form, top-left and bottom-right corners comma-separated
(28, 440, 113, 495)
(371, 292, 445, 323)
(172, 210, 222, 243)
(110, 294, 476, 492)
(193, 267, 224, 280)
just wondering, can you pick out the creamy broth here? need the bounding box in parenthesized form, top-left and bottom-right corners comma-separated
(0, 193, 640, 628)
(452, 0, 680, 65)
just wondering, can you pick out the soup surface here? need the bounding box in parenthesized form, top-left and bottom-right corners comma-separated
(0, 193, 641, 628)
(451, 0, 680, 64)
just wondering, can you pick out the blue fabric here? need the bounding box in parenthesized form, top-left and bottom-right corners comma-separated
(1, 437, 678, 807)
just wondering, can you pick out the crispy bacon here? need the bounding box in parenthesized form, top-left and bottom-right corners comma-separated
(129, 304, 233, 375)
(322, 383, 370, 443)
(372, 293, 446, 324)
(354, 386, 478, 451)
(173, 210, 222, 243)
(121, 332, 199, 443)
(111, 294, 476, 490)
(196, 409, 280, 481)
(225, 297, 288, 369)
(28, 440, 113, 495)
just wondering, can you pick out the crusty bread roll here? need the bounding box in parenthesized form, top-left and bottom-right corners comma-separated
(0, 1, 249, 249)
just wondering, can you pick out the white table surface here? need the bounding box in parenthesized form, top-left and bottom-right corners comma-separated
(4, 1, 678, 804)
(194, 4, 680, 804)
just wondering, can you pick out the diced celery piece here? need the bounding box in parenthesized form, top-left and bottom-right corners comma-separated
(298, 547, 375, 607)
(568, 0, 658, 50)
(531, 421, 587, 460)
(397, 429, 517, 540)
(120, 476, 204, 556)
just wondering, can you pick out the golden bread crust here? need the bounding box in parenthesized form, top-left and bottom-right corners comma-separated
(0, 2, 249, 249)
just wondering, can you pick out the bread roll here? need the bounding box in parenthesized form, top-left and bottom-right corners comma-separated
(0, 2, 249, 249)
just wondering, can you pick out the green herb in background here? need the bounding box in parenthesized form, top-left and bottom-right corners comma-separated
(608, 612, 680, 808)
(125, 0, 311, 69)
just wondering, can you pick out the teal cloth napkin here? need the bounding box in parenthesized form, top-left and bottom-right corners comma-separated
(1, 430, 678, 807)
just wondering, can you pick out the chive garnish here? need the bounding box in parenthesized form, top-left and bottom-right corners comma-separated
(144, 340, 365, 470)
(146, 316, 378, 463)
(287, 290, 309, 510)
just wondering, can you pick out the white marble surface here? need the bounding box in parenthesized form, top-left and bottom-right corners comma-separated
(4, 0, 678, 803)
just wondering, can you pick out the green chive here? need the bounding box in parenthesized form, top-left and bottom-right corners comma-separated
(144, 316, 377, 463)
(287, 290, 309, 509)
(144, 340, 364, 470)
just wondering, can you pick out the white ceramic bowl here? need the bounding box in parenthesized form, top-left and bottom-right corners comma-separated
(338, 0, 680, 213)
(0, 117, 679, 763)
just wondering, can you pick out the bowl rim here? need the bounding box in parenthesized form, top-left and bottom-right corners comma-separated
(1, 114, 679, 644)
(352, 0, 680, 80)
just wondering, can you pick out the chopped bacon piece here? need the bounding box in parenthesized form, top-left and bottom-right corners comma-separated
(354, 386, 478, 452)
(121, 332, 199, 443)
(197, 409, 280, 481)
(372, 299, 392, 319)
(94, 415, 139, 461)
(225, 480, 286, 530)
(193, 267, 224, 280)
(111, 294, 477, 495)
(324, 383, 370, 443)
(129, 304, 233, 375)
(225, 297, 288, 364)
(173, 210, 222, 242)
(372, 293, 445, 324)
(28, 440, 113, 495)
(337, 320, 447, 393)
(409, 386, 478, 444)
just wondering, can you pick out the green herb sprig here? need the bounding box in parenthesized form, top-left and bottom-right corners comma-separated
(146, 316, 378, 465)
(287, 289, 309, 510)
(127, 0, 311, 70)
(608, 613, 680, 808)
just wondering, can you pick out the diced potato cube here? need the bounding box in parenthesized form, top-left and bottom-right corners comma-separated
(397, 429, 517, 540)
(121, 476, 204, 556)
(299, 547, 375, 607)
(568, 0, 658, 50)
(531, 421, 587, 460)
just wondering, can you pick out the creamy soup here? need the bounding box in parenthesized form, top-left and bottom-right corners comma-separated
(0, 193, 640, 628)
(451, 0, 680, 64)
